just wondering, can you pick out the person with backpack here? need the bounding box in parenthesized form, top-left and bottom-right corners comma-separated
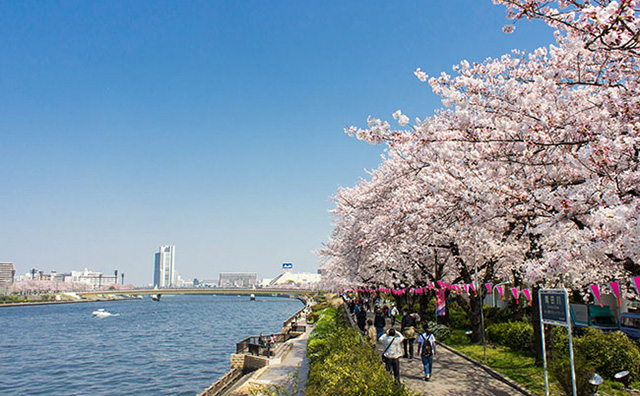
(417, 328, 437, 381)
(401, 310, 417, 359)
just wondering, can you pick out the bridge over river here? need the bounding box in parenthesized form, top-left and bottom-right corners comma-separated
(77, 287, 314, 300)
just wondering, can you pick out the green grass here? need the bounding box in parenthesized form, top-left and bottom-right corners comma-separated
(443, 329, 639, 396)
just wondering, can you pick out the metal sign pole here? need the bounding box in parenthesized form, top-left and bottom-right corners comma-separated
(539, 288, 576, 396)
(538, 288, 549, 396)
(566, 291, 577, 396)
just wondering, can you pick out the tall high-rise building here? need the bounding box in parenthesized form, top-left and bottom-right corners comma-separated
(153, 245, 175, 288)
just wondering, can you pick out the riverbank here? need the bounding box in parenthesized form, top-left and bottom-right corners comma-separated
(0, 295, 139, 307)
(198, 300, 312, 396)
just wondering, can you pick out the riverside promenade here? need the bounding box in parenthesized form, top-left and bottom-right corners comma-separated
(367, 311, 535, 396)
(221, 316, 312, 396)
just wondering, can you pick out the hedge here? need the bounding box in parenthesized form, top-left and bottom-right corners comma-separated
(485, 321, 534, 353)
(306, 306, 410, 396)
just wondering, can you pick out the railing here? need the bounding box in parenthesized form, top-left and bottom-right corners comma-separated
(236, 333, 290, 357)
(283, 305, 307, 329)
(197, 367, 242, 396)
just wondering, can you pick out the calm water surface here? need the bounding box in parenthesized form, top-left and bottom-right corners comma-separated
(0, 294, 303, 396)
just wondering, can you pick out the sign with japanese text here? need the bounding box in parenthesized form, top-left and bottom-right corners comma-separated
(541, 290, 569, 325)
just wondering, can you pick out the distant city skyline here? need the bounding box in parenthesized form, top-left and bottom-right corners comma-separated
(0, 1, 556, 285)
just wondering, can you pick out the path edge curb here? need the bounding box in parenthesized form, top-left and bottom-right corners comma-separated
(437, 342, 540, 396)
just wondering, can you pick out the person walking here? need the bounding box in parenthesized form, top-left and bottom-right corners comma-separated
(401, 310, 417, 359)
(356, 305, 367, 333)
(417, 328, 437, 381)
(390, 304, 399, 326)
(378, 328, 404, 381)
(366, 319, 377, 346)
(374, 308, 386, 340)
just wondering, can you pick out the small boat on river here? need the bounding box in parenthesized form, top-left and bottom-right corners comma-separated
(250, 294, 256, 301)
(92, 309, 113, 318)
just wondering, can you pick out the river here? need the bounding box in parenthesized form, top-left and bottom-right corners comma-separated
(0, 294, 303, 396)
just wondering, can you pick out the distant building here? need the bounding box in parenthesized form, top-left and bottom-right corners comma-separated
(154, 245, 175, 288)
(218, 272, 257, 288)
(0, 262, 16, 286)
(269, 272, 321, 287)
(68, 268, 116, 288)
(194, 278, 218, 288)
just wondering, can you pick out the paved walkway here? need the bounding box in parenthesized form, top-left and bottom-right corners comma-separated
(364, 310, 532, 396)
(396, 344, 527, 396)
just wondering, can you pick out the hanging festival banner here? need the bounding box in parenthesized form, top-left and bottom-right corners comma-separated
(470, 282, 477, 295)
(485, 283, 492, 296)
(609, 281, 621, 306)
(511, 288, 519, 304)
(633, 277, 640, 295)
(522, 289, 532, 306)
(589, 284, 603, 307)
(436, 289, 446, 316)
(496, 285, 505, 300)
(463, 284, 470, 295)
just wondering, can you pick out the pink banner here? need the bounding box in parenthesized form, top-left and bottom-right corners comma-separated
(511, 288, 519, 304)
(496, 285, 504, 300)
(633, 277, 640, 295)
(485, 283, 492, 295)
(590, 284, 603, 307)
(463, 284, 470, 294)
(470, 283, 477, 295)
(522, 289, 532, 306)
(609, 281, 621, 306)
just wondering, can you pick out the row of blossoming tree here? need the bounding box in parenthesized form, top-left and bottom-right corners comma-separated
(318, 0, 640, 358)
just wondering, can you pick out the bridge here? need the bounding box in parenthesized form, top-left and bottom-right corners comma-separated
(77, 287, 315, 300)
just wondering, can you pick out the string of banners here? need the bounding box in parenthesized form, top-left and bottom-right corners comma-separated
(344, 283, 533, 306)
(345, 276, 640, 307)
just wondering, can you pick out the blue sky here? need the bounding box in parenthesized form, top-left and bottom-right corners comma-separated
(0, 1, 555, 285)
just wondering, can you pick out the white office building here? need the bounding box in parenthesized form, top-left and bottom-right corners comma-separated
(153, 245, 175, 288)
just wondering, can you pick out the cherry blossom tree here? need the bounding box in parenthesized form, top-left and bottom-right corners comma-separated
(320, 0, 639, 348)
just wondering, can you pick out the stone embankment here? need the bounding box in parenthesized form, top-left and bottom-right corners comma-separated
(198, 302, 312, 396)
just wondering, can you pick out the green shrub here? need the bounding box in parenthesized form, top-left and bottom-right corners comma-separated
(425, 321, 450, 342)
(486, 321, 534, 354)
(448, 301, 471, 330)
(306, 306, 411, 396)
(484, 306, 515, 327)
(549, 355, 595, 396)
(576, 329, 640, 381)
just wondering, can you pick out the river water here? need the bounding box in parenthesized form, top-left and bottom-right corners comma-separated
(0, 294, 303, 396)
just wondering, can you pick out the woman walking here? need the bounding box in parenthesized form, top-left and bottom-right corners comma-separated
(417, 328, 437, 381)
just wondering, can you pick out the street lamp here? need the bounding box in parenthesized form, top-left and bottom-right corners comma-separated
(493, 281, 511, 308)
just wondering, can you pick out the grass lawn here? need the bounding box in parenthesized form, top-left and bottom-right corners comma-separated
(443, 330, 638, 396)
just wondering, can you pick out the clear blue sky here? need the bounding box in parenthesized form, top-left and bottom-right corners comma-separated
(0, 1, 555, 285)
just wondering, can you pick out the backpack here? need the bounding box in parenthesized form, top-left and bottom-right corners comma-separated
(421, 333, 433, 357)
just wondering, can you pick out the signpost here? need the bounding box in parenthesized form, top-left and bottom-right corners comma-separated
(539, 288, 577, 396)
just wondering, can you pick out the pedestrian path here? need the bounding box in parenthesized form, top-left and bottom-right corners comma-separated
(364, 309, 532, 396)
(398, 344, 526, 396)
